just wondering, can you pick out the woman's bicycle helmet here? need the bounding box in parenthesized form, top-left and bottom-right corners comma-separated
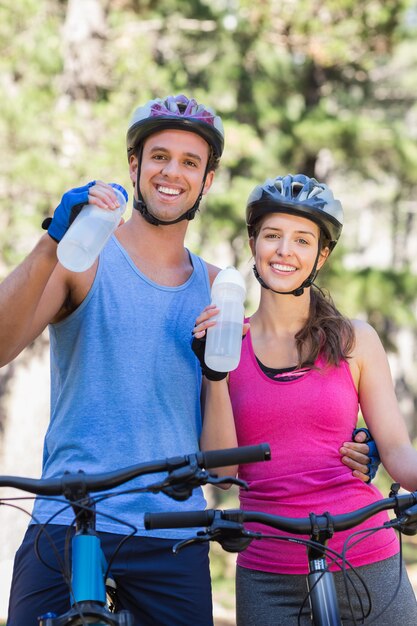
(246, 174, 344, 296)
(246, 174, 343, 250)
(126, 95, 224, 226)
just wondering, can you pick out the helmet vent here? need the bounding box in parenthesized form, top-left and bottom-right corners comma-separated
(292, 182, 304, 197)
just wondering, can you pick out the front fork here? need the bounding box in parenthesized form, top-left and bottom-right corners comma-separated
(306, 515, 342, 626)
(38, 491, 134, 626)
(307, 557, 342, 626)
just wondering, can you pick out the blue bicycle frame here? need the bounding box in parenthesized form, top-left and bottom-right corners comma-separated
(38, 495, 133, 626)
(71, 533, 107, 605)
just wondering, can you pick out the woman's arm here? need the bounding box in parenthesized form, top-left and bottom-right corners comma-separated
(194, 304, 239, 480)
(199, 377, 239, 481)
(352, 319, 417, 491)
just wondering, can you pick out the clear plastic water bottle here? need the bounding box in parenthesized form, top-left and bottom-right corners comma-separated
(205, 266, 246, 372)
(57, 184, 128, 272)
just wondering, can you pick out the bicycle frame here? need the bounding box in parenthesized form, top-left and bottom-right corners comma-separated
(1, 443, 271, 626)
(38, 494, 134, 626)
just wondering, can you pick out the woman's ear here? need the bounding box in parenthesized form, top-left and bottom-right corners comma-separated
(317, 246, 330, 270)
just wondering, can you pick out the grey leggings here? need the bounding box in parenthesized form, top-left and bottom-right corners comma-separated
(236, 555, 417, 625)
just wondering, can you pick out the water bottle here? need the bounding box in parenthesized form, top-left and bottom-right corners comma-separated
(205, 266, 246, 372)
(57, 184, 128, 272)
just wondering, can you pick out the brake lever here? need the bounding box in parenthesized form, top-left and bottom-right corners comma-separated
(172, 535, 209, 554)
(393, 503, 417, 536)
(205, 474, 248, 489)
(144, 465, 206, 500)
(146, 468, 248, 501)
(172, 513, 258, 555)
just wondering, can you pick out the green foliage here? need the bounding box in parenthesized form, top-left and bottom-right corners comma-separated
(319, 250, 417, 349)
(0, 0, 416, 345)
(1, 0, 416, 331)
(0, 0, 417, 332)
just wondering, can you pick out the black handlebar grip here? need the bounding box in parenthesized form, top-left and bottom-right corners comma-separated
(144, 509, 216, 530)
(197, 443, 271, 469)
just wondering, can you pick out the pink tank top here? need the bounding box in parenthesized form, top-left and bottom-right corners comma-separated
(229, 329, 398, 574)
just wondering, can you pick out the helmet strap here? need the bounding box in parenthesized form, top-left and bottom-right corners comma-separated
(253, 234, 323, 297)
(132, 145, 209, 226)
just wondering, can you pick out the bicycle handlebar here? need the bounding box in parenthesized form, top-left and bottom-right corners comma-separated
(144, 488, 417, 533)
(146, 509, 218, 529)
(0, 443, 271, 497)
(201, 442, 271, 468)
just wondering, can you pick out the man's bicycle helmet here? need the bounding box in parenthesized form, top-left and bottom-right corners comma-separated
(246, 174, 344, 296)
(126, 94, 225, 226)
(127, 94, 224, 161)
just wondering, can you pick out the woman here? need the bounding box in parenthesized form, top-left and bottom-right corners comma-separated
(194, 174, 417, 625)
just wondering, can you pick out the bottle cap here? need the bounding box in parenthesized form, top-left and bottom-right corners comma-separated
(110, 183, 129, 204)
(212, 266, 246, 294)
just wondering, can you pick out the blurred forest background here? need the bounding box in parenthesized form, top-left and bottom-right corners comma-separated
(1, 0, 417, 623)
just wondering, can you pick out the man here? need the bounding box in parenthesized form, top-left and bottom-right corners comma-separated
(0, 94, 374, 625)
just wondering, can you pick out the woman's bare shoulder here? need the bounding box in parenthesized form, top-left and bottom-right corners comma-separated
(350, 318, 386, 360)
(351, 318, 380, 339)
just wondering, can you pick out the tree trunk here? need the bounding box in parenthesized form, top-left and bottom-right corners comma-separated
(62, 0, 111, 100)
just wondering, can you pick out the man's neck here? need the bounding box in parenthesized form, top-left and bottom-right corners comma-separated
(115, 215, 193, 286)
